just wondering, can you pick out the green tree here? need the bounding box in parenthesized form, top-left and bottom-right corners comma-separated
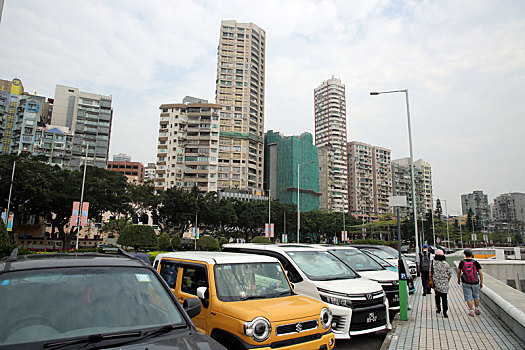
(117, 225, 157, 251)
(171, 234, 182, 250)
(435, 200, 443, 220)
(102, 217, 129, 237)
(157, 232, 171, 251)
(197, 236, 219, 251)
(251, 235, 270, 243)
(0, 218, 13, 258)
(127, 181, 157, 222)
(219, 237, 229, 248)
(155, 186, 201, 234)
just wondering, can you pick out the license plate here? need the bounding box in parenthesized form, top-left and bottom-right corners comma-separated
(366, 312, 378, 323)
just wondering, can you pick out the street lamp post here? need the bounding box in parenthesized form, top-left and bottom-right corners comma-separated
(370, 89, 419, 258)
(75, 146, 89, 250)
(297, 160, 315, 243)
(440, 199, 451, 250)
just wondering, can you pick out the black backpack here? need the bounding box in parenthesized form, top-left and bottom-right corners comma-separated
(420, 251, 430, 271)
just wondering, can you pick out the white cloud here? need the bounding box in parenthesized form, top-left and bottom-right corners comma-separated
(1, 0, 524, 212)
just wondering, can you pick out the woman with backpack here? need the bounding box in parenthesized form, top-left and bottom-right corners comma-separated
(429, 249, 452, 317)
(457, 248, 484, 317)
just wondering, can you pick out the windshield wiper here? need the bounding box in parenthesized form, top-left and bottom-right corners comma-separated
(43, 324, 187, 349)
(43, 330, 142, 349)
(239, 295, 269, 301)
(316, 276, 354, 281)
(128, 323, 188, 343)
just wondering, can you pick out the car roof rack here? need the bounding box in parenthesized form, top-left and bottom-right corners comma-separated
(99, 247, 149, 265)
(2, 247, 19, 272)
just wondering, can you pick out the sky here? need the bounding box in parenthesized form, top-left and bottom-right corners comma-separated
(1, 0, 524, 213)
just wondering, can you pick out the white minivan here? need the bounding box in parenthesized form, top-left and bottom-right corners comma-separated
(223, 244, 391, 339)
(315, 245, 404, 312)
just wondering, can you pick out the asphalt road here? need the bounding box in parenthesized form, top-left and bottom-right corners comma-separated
(334, 330, 388, 349)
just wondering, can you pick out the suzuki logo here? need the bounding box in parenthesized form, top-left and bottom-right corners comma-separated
(366, 293, 373, 300)
(366, 312, 377, 323)
(296, 323, 303, 332)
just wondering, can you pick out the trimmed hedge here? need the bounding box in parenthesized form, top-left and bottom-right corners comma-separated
(251, 236, 270, 244)
(117, 225, 157, 251)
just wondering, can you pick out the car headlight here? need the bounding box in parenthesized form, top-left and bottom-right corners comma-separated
(244, 317, 271, 342)
(320, 307, 332, 329)
(320, 294, 352, 308)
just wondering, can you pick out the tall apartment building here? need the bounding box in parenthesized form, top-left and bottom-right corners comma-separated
(1, 78, 72, 167)
(264, 130, 320, 212)
(33, 125, 73, 167)
(461, 190, 490, 227)
(155, 97, 221, 192)
(347, 141, 392, 219)
(314, 77, 348, 212)
(1, 78, 52, 155)
(215, 20, 266, 194)
(391, 157, 432, 218)
(492, 193, 525, 224)
(51, 85, 112, 170)
(144, 162, 156, 182)
(414, 159, 433, 214)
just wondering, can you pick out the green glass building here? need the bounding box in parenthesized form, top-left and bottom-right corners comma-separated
(264, 130, 320, 211)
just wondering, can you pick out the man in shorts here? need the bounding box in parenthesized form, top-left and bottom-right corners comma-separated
(457, 248, 483, 317)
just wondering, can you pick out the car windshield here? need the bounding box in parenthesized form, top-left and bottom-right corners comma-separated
(214, 262, 292, 302)
(286, 251, 357, 281)
(365, 249, 397, 260)
(330, 249, 384, 272)
(0, 266, 185, 347)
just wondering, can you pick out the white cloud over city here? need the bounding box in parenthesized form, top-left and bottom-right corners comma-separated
(1, 0, 524, 212)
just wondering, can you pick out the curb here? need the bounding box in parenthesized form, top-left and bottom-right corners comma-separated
(379, 313, 400, 350)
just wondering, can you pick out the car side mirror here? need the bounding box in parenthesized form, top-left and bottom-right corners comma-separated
(183, 297, 201, 318)
(196, 286, 207, 300)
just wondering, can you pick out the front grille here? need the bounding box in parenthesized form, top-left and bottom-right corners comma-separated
(270, 333, 322, 348)
(351, 297, 384, 308)
(350, 307, 387, 331)
(331, 315, 347, 332)
(275, 319, 318, 336)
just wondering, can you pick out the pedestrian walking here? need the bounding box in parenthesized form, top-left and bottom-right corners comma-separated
(419, 244, 433, 295)
(429, 249, 452, 318)
(457, 248, 483, 317)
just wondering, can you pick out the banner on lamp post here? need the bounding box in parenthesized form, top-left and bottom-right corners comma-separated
(71, 202, 89, 227)
(6, 213, 14, 231)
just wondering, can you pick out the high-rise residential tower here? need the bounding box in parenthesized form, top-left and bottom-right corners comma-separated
(391, 157, 433, 218)
(52, 85, 112, 170)
(461, 190, 490, 227)
(155, 97, 221, 192)
(347, 141, 392, 219)
(264, 130, 320, 212)
(492, 192, 525, 225)
(215, 20, 266, 194)
(314, 77, 348, 212)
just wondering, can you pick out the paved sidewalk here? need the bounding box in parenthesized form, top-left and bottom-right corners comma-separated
(384, 270, 525, 350)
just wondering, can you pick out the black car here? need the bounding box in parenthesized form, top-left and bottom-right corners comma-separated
(0, 248, 225, 350)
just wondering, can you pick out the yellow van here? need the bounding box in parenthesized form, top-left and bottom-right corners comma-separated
(154, 251, 335, 350)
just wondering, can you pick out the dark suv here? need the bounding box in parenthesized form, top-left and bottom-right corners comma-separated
(0, 249, 225, 349)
